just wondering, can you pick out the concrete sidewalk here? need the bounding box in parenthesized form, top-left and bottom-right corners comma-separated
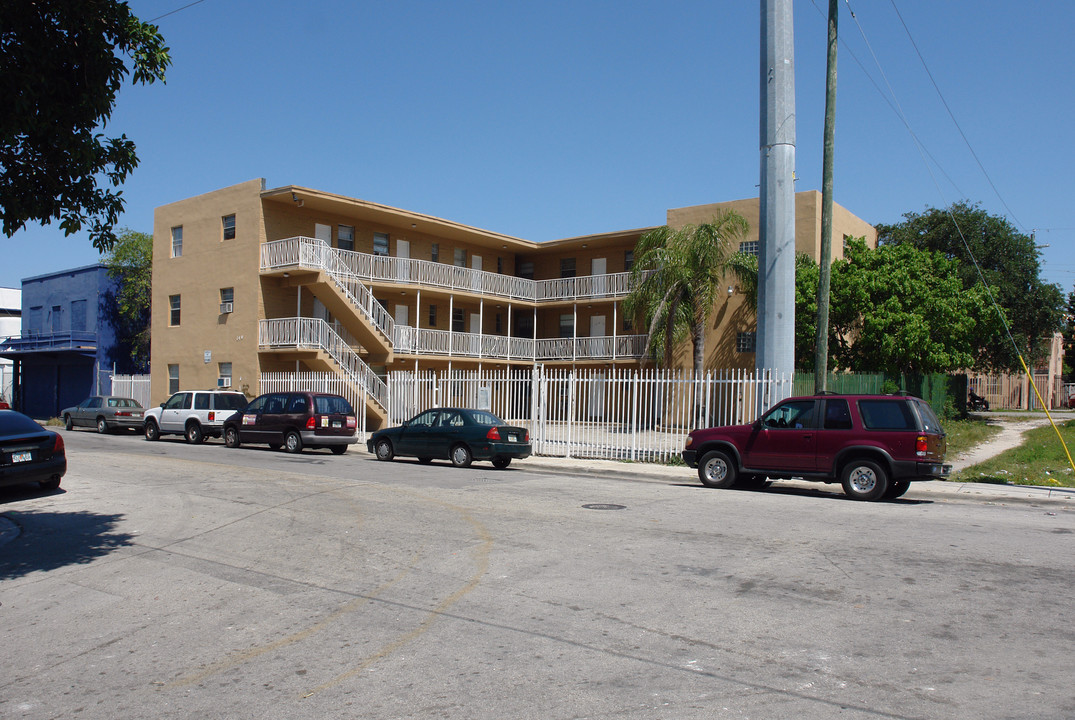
(519, 454, 1075, 506)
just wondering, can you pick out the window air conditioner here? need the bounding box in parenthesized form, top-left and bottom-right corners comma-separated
(217, 377, 231, 388)
(219, 302, 234, 314)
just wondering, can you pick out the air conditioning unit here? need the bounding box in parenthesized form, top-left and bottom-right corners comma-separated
(217, 377, 231, 388)
(219, 302, 234, 314)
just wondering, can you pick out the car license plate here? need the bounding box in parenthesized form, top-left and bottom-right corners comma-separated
(12, 451, 31, 463)
(332, 420, 342, 428)
(507, 433, 518, 443)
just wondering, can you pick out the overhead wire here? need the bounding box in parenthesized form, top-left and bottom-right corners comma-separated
(149, 0, 209, 23)
(836, 0, 1075, 474)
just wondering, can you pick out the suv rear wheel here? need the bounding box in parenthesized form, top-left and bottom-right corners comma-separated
(185, 422, 204, 444)
(697, 450, 737, 488)
(841, 459, 888, 501)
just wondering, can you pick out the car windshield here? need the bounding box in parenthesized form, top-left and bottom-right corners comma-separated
(468, 410, 503, 426)
(314, 395, 353, 415)
(0, 411, 45, 435)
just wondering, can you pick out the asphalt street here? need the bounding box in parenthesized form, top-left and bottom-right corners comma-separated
(1, 429, 1073, 719)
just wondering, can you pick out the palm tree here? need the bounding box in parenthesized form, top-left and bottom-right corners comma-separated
(624, 210, 750, 376)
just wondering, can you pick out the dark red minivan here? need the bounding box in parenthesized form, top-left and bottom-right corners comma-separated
(222, 391, 357, 454)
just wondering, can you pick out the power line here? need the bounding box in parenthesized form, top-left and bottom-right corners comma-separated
(149, 0, 209, 23)
(887, 0, 1027, 233)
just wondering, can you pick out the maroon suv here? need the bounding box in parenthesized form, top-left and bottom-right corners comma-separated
(682, 393, 950, 501)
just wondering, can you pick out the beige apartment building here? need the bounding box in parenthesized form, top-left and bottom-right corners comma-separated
(151, 179, 876, 428)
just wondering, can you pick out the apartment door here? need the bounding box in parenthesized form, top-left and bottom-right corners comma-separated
(591, 257, 607, 296)
(395, 239, 410, 281)
(470, 312, 481, 335)
(589, 315, 606, 337)
(471, 254, 483, 291)
(315, 223, 331, 244)
(394, 304, 409, 327)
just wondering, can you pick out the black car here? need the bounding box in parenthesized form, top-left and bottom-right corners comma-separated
(0, 410, 67, 490)
(368, 408, 532, 468)
(221, 391, 357, 454)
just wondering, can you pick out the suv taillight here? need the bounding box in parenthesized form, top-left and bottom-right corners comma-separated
(306, 416, 317, 430)
(346, 416, 356, 428)
(916, 435, 928, 455)
(486, 427, 501, 441)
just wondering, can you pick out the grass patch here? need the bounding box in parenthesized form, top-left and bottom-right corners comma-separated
(943, 418, 1001, 459)
(952, 419, 1075, 488)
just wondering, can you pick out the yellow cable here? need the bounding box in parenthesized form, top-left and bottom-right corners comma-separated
(1017, 354, 1075, 477)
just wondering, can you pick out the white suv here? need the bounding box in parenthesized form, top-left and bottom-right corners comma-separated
(144, 390, 249, 443)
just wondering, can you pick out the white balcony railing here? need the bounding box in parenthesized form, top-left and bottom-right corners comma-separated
(259, 317, 388, 410)
(391, 325, 647, 361)
(266, 237, 641, 304)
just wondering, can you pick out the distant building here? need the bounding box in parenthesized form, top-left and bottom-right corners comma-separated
(0, 265, 126, 418)
(0, 287, 20, 403)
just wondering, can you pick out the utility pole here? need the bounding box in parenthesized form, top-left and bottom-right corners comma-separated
(814, 0, 838, 392)
(758, 0, 797, 395)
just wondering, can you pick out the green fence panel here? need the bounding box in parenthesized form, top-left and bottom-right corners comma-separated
(794, 372, 966, 419)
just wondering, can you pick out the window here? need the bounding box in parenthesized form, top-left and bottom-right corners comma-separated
(623, 317, 633, 333)
(431, 243, 439, 263)
(497, 257, 503, 274)
(314, 395, 353, 414)
(858, 400, 916, 430)
(452, 308, 465, 333)
(624, 250, 634, 271)
(338, 225, 354, 251)
(735, 331, 756, 353)
(195, 393, 211, 410)
(169, 295, 181, 326)
(454, 248, 467, 267)
(739, 240, 759, 256)
(222, 214, 236, 240)
(374, 232, 389, 256)
(164, 392, 189, 410)
(762, 400, 816, 429)
(560, 258, 576, 278)
(517, 261, 534, 280)
(428, 304, 437, 327)
(411, 410, 439, 427)
(218, 362, 232, 387)
(171, 226, 183, 257)
(168, 364, 179, 394)
(70, 299, 86, 332)
(287, 395, 308, 413)
(220, 287, 234, 313)
(823, 399, 853, 430)
(559, 314, 574, 338)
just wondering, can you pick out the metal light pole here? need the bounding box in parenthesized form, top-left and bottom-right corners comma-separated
(758, 0, 797, 393)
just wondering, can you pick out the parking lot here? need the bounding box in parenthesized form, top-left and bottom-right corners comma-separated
(2, 429, 1074, 719)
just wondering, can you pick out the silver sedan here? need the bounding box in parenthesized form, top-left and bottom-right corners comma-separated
(61, 396, 145, 433)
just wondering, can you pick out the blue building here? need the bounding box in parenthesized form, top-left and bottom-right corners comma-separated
(0, 264, 129, 418)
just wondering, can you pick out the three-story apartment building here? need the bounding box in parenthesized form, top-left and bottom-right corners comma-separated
(152, 179, 875, 428)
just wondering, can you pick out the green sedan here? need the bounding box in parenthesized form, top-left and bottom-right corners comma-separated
(368, 408, 532, 469)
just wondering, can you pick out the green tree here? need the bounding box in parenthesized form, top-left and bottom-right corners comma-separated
(876, 202, 1063, 369)
(624, 211, 750, 375)
(728, 251, 820, 370)
(1, 1, 170, 251)
(102, 228, 152, 371)
(828, 239, 1001, 374)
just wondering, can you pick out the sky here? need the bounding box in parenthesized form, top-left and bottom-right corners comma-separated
(5, 0, 1075, 294)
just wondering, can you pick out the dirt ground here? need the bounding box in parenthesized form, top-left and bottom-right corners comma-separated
(948, 416, 1053, 472)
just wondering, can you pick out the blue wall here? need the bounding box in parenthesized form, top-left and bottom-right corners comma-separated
(14, 265, 122, 417)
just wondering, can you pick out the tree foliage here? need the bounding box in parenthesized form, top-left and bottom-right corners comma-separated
(102, 228, 152, 371)
(624, 211, 750, 374)
(876, 202, 1063, 369)
(828, 239, 1002, 374)
(1, 1, 170, 251)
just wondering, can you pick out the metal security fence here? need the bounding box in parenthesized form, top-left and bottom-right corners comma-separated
(386, 366, 792, 463)
(109, 374, 152, 409)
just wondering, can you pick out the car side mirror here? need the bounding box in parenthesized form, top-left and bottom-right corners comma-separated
(159, 402, 165, 407)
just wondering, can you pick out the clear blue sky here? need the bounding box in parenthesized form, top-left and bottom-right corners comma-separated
(6, 0, 1074, 294)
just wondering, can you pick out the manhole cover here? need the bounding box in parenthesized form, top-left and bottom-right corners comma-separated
(582, 503, 626, 511)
